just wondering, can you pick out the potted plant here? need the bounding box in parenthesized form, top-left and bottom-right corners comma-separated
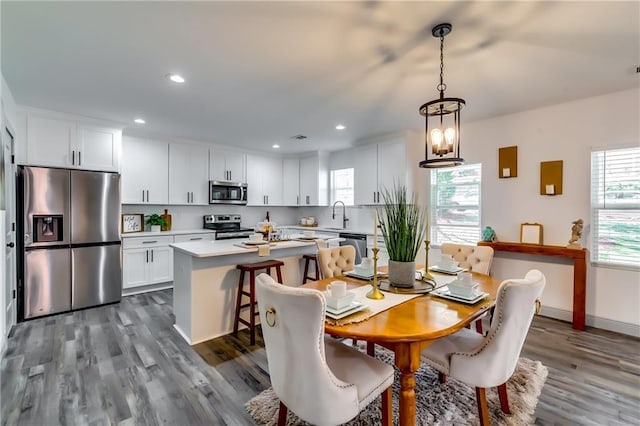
(378, 185, 426, 287)
(145, 214, 167, 233)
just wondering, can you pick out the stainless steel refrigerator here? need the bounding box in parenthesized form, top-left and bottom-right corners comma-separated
(17, 166, 121, 320)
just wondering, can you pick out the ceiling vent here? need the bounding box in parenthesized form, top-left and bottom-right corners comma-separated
(290, 134, 308, 140)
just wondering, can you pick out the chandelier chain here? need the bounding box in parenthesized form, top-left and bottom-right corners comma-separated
(437, 30, 447, 94)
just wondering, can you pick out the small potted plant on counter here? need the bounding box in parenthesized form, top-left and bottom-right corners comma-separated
(145, 214, 167, 233)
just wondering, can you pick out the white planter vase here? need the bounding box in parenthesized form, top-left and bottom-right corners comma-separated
(150, 225, 161, 233)
(388, 260, 416, 288)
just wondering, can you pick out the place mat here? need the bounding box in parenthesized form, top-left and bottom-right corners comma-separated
(233, 242, 276, 249)
(324, 285, 420, 326)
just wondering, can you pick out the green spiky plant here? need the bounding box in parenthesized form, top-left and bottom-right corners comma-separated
(378, 185, 426, 262)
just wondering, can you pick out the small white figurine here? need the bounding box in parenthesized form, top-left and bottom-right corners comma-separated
(568, 218, 584, 248)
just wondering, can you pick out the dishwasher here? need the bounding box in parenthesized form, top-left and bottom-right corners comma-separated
(339, 232, 367, 264)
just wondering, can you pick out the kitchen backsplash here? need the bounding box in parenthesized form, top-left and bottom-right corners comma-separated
(122, 204, 378, 233)
(122, 205, 301, 230)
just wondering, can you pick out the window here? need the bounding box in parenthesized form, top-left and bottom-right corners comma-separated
(590, 147, 640, 268)
(330, 168, 354, 206)
(430, 164, 482, 245)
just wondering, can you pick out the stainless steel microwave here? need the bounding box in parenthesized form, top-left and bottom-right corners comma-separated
(209, 181, 247, 204)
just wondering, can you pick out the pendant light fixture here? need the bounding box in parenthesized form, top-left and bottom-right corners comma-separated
(419, 23, 465, 168)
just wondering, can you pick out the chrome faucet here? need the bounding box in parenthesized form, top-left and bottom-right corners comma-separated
(332, 201, 349, 229)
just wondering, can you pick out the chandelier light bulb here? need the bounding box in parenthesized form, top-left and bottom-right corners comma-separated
(431, 128, 443, 148)
(445, 128, 456, 146)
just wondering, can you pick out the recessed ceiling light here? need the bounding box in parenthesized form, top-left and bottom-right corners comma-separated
(272, 144, 280, 149)
(166, 73, 185, 83)
(336, 124, 346, 130)
(134, 118, 146, 124)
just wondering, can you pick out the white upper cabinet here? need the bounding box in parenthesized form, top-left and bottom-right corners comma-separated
(25, 115, 75, 168)
(121, 136, 169, 204)
(246, 154, 283, 206)
(76, 125, 121, 171)
(354, 139, 407, 205)
(282, 158, 300, 205)
(299, 153, 329, 206)
(354, 144, 379, 205)
(169, 143, 209, 205)
(209, 148, 246, 183)
(376, 140, 407, 195)
(24, 112, 121, 172)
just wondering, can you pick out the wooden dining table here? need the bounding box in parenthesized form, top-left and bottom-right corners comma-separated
(301, 271, 502, 426)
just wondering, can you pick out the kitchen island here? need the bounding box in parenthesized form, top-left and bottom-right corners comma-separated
(170, 238, 323, 344)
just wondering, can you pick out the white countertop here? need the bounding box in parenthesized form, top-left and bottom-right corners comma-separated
(121, 229, 215, 238)
(281, 225, 375, 236)
(171, 238, 317, 258)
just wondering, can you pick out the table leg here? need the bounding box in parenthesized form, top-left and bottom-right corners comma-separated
(394, 343, 422, 426)
(573, 256, 586, 331)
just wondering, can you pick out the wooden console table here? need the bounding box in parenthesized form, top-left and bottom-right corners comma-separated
(478, 241, 587, 331)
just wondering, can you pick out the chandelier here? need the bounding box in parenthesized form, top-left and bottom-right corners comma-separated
(419, 23, 465, 168)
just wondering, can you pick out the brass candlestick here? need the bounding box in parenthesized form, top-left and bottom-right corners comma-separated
(366, 247, 385, 300)
(422, 237, 435, 281)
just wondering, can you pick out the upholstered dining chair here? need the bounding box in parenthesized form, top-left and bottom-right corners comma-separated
(421, 269, 546, 426)
(317, 245, 356, 279)
(441, 243, 495, 333)
(255, 273, 394, 426)
(441, 243, 494, 275)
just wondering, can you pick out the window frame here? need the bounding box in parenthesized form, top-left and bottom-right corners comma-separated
(330, 167, 355, 206)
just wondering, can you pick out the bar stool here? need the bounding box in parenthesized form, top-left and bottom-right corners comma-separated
(233, 259, 284, 345)
(302, 254, 320, 283)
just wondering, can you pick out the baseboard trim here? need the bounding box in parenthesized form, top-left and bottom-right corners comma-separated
(540, 306, 640, 337)
(122, 282, 173, 297)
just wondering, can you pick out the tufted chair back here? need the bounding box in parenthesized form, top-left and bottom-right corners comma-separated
(449, 269, 546, 387)
(317, 246, 356, 279)
(441, 243, 494, 275)
(256, 273, 394, 425)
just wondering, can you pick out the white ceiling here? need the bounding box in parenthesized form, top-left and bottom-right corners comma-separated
(2, 1, 639, 154)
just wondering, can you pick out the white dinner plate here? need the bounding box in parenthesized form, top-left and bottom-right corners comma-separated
(431, 288, 488, 304)
(344, 270, 384, 280)
(325, 301, 367, 319)
(429, 265, 467, 275)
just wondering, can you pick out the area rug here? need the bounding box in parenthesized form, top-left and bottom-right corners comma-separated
(246, 347, 547, 426)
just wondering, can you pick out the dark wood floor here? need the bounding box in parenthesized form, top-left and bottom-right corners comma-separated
(1, 289, 639, 425)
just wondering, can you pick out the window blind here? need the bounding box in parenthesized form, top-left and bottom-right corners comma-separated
(590, 147, 640, 267)
(430, 164, 482, 245)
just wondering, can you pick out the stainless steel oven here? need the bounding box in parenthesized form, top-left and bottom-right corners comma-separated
(209, 181, 247, 205)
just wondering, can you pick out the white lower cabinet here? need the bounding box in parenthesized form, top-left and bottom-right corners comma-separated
(122, 233, 214, 291)
(122, 236, 174, 289)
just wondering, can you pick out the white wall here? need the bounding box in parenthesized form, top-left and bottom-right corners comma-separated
(461, 88, 640, 334)
(1, 74, 17, 131)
